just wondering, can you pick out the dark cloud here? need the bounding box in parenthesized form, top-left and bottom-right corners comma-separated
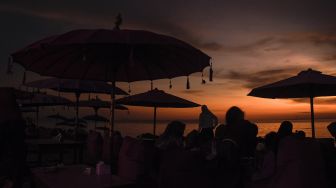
(0, 1, 223, 52)
(218, 67, 303, 89)
(222, 33, 336, 54)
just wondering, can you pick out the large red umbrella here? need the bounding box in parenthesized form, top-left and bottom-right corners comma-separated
(11, 19, 211, 133)
(25, 78, 127, 128)
(17, 93, 71, 126)
(248, 68, 336, 138)
(116, 88, 200, 135)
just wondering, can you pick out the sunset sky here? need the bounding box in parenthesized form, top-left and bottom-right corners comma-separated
(1, 0, 336, 123)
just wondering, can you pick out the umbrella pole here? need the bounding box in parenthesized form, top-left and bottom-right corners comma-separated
(153, 107, 157, 136)
(36, 106, 39, 127)
(110, 80, 116, 135)
(75, 92, 80, 139)
(94, 108, 98, 129)
(310, 96, 316, 138)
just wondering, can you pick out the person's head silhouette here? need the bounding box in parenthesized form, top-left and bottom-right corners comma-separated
(226, 106, 244, 125)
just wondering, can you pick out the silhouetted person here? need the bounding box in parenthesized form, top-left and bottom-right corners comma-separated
(277, 121, 293, 140)
(252, 131, 277, 181)
(199, 105, 218, 139)
(185, 130, 200, 150)
(294, 130, 306, 139)
(216, 106, 258, 157)
(156, 121, 186, 150)
(0, 88, 27, 188)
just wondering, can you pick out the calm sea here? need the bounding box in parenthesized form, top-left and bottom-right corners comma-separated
(38, 118, 334, 138)
(110, 121, 334, 138)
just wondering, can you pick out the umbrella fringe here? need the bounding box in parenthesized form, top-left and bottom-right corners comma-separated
(202, 72, 206, 84)
(186, 76, 190, 89)
(209, 61, 213, 82)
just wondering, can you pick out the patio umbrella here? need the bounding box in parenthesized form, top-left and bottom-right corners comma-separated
(82, 114, 109, 128)
(17, 93, 71, 126)
(20, 107, 37, 113)
(82, 114, 109, 122)
(116, 88, 200, 135)
(248, 68, 336, 138)
(56, 121, 87, 128)
(47, 113, 69, 121)
(11, 18, 211, 133)
(78, 97, 128, 128)
(25, 78, 127, 128)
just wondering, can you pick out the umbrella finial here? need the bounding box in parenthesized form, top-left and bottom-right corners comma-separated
(7, 56, 13, 74)
(186, 76, 190, 89)
(114, 13, 122, 30)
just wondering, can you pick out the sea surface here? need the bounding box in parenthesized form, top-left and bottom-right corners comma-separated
(105, 120, 334, 138)
(37, 117, 334, 138)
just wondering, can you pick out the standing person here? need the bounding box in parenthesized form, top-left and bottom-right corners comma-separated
(0, 88, 27, 188)
(199, 105, 218, 138)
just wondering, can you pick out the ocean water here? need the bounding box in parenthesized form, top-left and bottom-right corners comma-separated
(38, 117, 334, 138)
(111, 120, 334, 138)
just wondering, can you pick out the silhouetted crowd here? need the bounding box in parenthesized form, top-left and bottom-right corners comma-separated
(1, 95, 336, 188)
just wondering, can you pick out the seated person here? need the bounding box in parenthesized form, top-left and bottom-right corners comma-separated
(277, 121, 293, 141)
(156, 121, 186, 150)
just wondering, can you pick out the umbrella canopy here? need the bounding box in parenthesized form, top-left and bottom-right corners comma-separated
(12, 29, 210, 82)
(47, 113, 69, 121)
(116, 88, 200, 135)
(20, 107, 37, 113)
(56, 121, 86, 128)
(25, 78, 128, 95)
(17, 93, 71, 126)
(78, 98, 128, 128)
(82, 114, 109, 122)
(11, 22, 211, 133)
(78, 98, 128, 110)
(25, 78, 127, 129)
(18, 93, 71, 107)
(248, 68, 336, 138)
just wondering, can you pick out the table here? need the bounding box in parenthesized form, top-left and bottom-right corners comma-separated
(32, 165, 133, 188)
(26, 139, 84, 165)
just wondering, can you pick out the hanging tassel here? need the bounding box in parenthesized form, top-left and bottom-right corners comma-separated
(22, 70, 26, 85)
(128, 83, 131, 93)
(88, 93, 91, 100)
(201, 72, 206, 84)
(7, 56, 13, 74)
(209, 60, 213, 82)
(150, 80, 153, 90)
(169, 79, 172, 89)
(186, 76, 190, 89)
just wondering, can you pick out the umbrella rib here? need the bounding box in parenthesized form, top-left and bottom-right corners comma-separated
(40, 49, 77, 74)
